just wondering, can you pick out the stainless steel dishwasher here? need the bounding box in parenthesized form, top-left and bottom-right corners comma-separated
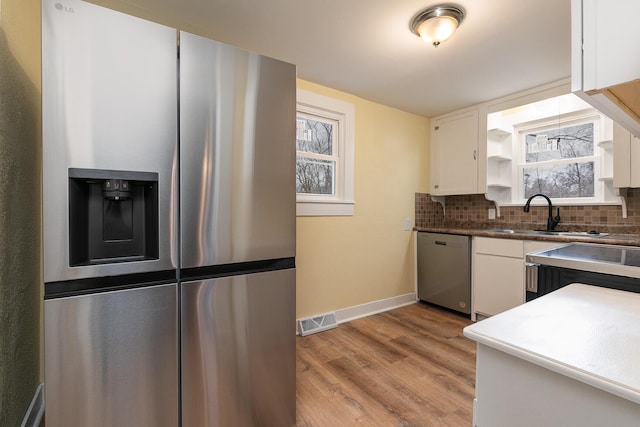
(417, 232, 471, 315)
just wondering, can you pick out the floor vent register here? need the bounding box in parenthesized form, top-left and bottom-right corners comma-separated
(297, 312, 338, 336)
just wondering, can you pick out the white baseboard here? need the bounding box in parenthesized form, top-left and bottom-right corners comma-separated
(21, 383, 44, 427)
(295, 293, 417, 335)
(334, 292, 417, 324)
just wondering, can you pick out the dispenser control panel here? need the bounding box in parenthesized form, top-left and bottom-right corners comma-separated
(68, 168, 159, 266)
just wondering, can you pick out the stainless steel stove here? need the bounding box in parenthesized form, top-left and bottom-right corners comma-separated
(525, 243, 640, 301)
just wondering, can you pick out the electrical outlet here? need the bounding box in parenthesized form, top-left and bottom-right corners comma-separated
(488, 208, 496, 220)
(404, 218, 411, 231)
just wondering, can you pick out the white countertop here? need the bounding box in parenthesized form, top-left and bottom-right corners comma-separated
(464, 284, 640, 404)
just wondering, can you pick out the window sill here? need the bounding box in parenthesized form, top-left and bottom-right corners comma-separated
(296, 200, 355, 216)
(496, 200, 623, 208)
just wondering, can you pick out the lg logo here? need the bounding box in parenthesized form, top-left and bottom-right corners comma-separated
(54, 3, 74, 13)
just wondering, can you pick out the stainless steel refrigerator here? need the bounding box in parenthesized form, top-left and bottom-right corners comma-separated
(178, 32, 296, 427)
(42, 1, 296, 426)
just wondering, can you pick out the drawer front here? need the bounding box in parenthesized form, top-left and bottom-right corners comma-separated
(474, 237, 523, 258)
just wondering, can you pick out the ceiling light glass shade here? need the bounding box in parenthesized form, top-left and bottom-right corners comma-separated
(417, 15, 458, 46)
(410, 4, 465, 47)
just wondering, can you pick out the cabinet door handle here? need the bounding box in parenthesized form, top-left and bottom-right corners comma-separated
(435, 241, 447, 246)
(473, 149, 477, 160)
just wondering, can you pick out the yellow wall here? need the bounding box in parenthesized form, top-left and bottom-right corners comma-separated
(296, 79, 429, 319)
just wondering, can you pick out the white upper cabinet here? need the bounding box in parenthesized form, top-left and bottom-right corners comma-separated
(613, 122, 640, 188)
(571, 0, 640, 138)
(430, 108, 479, 195)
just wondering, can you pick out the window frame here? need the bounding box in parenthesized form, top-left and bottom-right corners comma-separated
(514, 109, 606, 205)
(296, 89, 355, 216)
(296, 112, 339, 197)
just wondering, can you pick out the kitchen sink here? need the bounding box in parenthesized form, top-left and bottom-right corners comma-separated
(485, 229, 608, 238)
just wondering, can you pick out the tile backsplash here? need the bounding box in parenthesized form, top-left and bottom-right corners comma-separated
(415, 189, 640, 234)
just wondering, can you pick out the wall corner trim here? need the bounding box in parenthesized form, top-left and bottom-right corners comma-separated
(20, 383, 44, 427)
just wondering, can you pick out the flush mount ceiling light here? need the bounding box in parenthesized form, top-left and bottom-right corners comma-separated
(410, 4, 465, 47)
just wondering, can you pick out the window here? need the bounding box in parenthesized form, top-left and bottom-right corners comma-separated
(487, 92, 616, 206)
(296, 115, 337, 195)
(519, 118, 599, 202)
(296, 90, 354, 216)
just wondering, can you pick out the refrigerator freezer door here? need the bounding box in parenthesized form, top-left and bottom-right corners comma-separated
(181, 269, 296, 427)
(44, 283, 178, 427)
(179, 32, 296, 268)
(42, 0, 178, 282)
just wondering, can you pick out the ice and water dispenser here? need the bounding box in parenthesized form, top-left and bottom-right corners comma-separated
(68, 168, 159, 266)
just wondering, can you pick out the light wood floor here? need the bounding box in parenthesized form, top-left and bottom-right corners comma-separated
(296, 302, 476, 427)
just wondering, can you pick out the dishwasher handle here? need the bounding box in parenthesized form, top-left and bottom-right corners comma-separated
(434, 241, 447, 246)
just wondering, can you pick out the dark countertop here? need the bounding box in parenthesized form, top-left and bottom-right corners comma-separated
(414, 227, 640, 247)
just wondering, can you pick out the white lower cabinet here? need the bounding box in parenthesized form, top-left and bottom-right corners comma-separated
(467, 286, 640, 426)
(473, 339, 640, 426)
(473, 238, 523, 320)
(472, 237, 560, 320)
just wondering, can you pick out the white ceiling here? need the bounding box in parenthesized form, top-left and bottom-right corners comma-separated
(104, 0, 572, 117)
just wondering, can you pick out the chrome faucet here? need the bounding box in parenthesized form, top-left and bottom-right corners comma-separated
(523, 193, 561, 231)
